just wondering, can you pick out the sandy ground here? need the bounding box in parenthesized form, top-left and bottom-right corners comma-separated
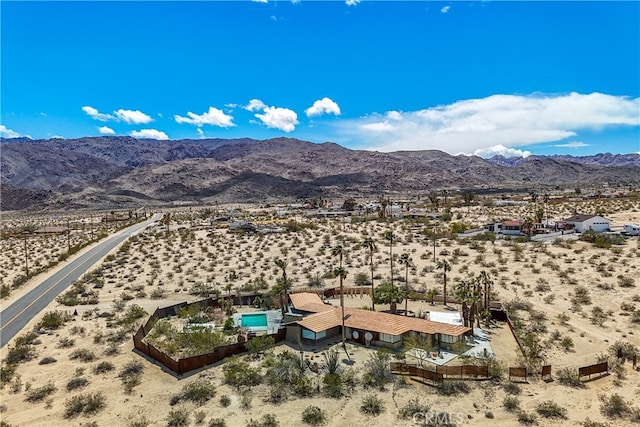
(1, 197, 640, 426)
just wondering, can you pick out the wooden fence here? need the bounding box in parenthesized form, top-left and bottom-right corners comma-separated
(132, 296, 286, 375)
(390, 362, 489, 383)
(578, 361, 608, 379)
(508, 367, 528, 382)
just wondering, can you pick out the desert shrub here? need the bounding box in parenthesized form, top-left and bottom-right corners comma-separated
(582, 419, 609, 427)
(302, 405, 327, 426)
(398, 398, 430, 419)
(360, 394, 385, 416)
(25, 382, 56, 403)
(245, 335, 275, 356)
(560, 336, 574, 351)
(599, 393, 631, 418)
(265, 384, 287, 404)
(38, 356, 57, 365)
(119, 361, 144, 394)
(0, 363, 17, 387)
(517, 411, 537, 425)
(128, 417, 150, 427)
(69, 348, 96, 362)
(222, 356, 261, 389)
(219, 394, 231, 407)
(166, 407, 190, 427)
(245, 414, 279, 427)
(322, 373, 343, 398)
(208, 419, 226, 427)
(38, 310, 71, 330)
(361, 350, 393, 390)
(93, 361, 114, 374)
(609, 341, 638, 362)
(436, 380, 470, 396)
(557, 367, 584, 388)
(57, 337, 75, 348)
(63, 392, 106, 418)
(503, 396, 520, 412)
(171, 379, 216, 406)
(503, 382, 521, 395)
(618, 275, 635, 288)
(535, 400, 567, 419)
(66, 376, 89, 391)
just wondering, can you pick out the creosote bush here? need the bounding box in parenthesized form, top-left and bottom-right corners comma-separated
(301, 405, 327, 426)
(535, 400, 567, 419)
(25, 382, 57, 403)
(63, 392, 106, 418)
(360, 394, 385, 416)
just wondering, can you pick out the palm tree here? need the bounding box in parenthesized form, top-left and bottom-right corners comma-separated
(478, 270, 493, 313)
(373, 281, 405, 315)
(333, 266, 348, 345)
(331, 245, 347, 345)
(436, 259, 451, 306)
(362, 236, 377, 310)
(398, 252, 412, 316)
(454, 276, 482, 332)
(274, 258, 289, 315)
(383, 230, 395, 287)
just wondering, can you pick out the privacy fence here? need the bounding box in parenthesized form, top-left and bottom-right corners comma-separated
(132, 295, 286, 376)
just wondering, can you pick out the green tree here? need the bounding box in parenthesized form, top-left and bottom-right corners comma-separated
(362, 236, 377, 310)
(373, 282, 404, 314)
(398, 253, 412, 316)
(436, 259, 451, 306)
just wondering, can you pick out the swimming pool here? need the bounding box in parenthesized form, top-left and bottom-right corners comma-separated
(241, 313, 268, 328)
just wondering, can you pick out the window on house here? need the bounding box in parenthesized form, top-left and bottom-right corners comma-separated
(441, 334, 457, 344)
(380, 333, 401, 343)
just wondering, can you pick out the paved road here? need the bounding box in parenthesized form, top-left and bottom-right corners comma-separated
(0, 214, 162, 348)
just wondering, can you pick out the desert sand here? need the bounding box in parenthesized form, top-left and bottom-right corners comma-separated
(1, 195, 639, 427)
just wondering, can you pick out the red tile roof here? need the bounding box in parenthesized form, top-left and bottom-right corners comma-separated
(291, 293, 471, 337)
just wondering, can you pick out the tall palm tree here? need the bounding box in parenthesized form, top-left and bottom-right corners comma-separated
(436, 259, 451, 306)
(274, 258, 289, 315)
(333, 266, 348, 345)
(383, 230, 395, 287)
(398, 252, 412, 316)
(362, 236, 377, 310)
(478, 270, 493, 313)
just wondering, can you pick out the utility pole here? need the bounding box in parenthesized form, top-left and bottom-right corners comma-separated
(67, 219, 71, 253)
(24, 235, 29, 276)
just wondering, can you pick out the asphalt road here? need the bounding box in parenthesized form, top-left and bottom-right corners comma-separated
(0, 214, 162, 348)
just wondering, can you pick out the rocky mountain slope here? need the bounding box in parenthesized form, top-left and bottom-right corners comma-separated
(1, 137, 639, 210)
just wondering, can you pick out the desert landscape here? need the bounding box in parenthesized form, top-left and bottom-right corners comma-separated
(1, 193, 639, 427)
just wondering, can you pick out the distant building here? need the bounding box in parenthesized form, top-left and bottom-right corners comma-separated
(622, 224, 640, 236)
(563, 214, 611, 233)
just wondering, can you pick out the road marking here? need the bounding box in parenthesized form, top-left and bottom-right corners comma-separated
(0, 217, 158, 336)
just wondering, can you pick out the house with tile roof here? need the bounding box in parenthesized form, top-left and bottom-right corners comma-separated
(285, 293, 472, 350)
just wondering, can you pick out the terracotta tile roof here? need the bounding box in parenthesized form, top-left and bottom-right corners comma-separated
(291, 294, 471, 337)
(289, 293, 333, 313)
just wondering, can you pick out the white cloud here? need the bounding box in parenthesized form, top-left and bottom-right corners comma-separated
(252, 0, 268, 2)
(554, 141, 590, 148)
(130, 129, 169, 140)
(345, 0, 360, 5)
(115, 109, 153, 124)
(98, 126, 115, 135)
(82, 106, 114, 121)
(197, 128, 205, 138)
(305, 97, 341, 117)
(340, 92, 639, 154)
(174, 107, 235, 128)
(441, 5, 450, 13)
(255, 106, 299, 132)
(0, 125, 21, 138)
(244, 99, 267, 112)
(473, 145, 531, 158)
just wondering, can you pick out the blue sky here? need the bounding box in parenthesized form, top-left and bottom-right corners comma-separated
(1, 1, 639, 157)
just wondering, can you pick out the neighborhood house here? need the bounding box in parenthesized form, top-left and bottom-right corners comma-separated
(563, 214, 611, 233)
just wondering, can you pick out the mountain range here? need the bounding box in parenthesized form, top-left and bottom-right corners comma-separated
(1, 137, 639, 211)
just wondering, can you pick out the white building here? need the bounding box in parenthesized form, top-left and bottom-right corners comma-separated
(623, 224, 640, 236)
(564, 214, 611, 233)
